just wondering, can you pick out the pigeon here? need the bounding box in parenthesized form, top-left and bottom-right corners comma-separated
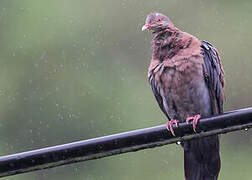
(142, 12, 225, 180)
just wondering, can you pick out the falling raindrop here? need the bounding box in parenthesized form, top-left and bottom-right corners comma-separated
(244, 128, 248, 131)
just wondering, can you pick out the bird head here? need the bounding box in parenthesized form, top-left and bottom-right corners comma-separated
(142, 12, 174, 32)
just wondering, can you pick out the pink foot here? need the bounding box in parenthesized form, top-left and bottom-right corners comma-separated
(186, 114, 201, 132)
(166, 120, 179, 136)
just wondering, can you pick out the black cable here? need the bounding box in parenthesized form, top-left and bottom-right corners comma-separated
(0, 107, 252, 178)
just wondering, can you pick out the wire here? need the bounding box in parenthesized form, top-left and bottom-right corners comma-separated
(0, 107, 252, 178)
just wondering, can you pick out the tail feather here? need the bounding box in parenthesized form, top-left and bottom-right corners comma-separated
(183, 135, 220, 180)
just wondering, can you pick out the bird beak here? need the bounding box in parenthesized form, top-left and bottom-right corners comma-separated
(142, 24, 152, 31)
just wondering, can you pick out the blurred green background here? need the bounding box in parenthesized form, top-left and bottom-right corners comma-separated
(0, 0, 252, 179)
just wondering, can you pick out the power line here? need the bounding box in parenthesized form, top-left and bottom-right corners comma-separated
(0, 107, 252, 178)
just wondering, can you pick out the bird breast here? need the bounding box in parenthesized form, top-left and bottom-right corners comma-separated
(150, 53, 211, 121)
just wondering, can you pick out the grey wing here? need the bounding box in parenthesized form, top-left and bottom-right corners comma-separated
(201, 40, 225, 115)
(149, 74, 171, 120)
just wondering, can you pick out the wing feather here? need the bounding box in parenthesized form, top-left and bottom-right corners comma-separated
(149, 74, 171, 120)
(201, 40, 225, 114)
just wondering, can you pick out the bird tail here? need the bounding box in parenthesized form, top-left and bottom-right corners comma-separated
(183, 135, 221, 180)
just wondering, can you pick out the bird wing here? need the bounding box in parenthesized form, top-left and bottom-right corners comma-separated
(148, 60, 171, 120)
(201, 40, 225, 115)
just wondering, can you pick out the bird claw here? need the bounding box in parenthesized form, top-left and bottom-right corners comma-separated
(166, 120, 179, 136)
(186, 114, 201, 133)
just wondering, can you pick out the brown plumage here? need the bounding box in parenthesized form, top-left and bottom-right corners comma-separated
(142, 12, 224, 180)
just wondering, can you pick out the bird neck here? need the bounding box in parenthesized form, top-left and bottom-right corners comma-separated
(152, 27, 186, 61)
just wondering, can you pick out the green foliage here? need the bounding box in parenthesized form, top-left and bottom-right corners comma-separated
(0, 0, 252, 179)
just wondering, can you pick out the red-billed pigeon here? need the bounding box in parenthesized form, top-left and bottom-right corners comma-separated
(142, 12, 225, 180)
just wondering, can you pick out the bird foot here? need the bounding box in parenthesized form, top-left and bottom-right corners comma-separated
(186, 114, 201, 132)
(166, 120, 179, 136)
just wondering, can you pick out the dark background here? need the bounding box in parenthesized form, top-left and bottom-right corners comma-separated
(0, 0, 252, 179)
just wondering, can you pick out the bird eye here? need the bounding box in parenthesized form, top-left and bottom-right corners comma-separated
(157, 18, 161, 22)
